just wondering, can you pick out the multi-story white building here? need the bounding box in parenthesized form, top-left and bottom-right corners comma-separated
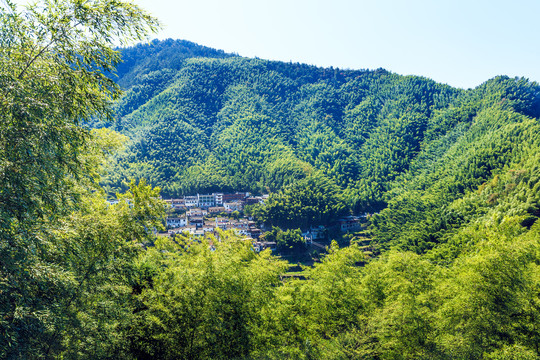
(184, 195, 198, 207)
(213, 193, 224, 206)
(198, 194, 215, 208)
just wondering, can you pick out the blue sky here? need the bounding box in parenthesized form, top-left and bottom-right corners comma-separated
(130, 0, 539, 89)
(9, 0, 539, 89)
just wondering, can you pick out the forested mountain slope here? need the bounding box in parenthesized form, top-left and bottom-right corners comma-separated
(370, 77, 540, 252)
(102, 39, 461, 208)
(104, 40, 540, 255)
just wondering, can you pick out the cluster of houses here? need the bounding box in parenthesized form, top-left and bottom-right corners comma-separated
(164, 193, 273, 252)
(109, 191, 367, 253)
(165, 208, 280, 252)
(162, 192, 367, 252)
(163, 192, 268, 213)
(162, 193, 267, 249)
(166, 208, 261, 237)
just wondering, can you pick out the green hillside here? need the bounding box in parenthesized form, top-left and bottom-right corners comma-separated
(102, 39, 461, 208)
(105, 40, 540, 254)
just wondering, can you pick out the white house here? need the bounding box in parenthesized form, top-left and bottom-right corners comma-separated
(166, 217, 187, 228)
(252, 241, 277, 252)
(202, 223, 215, 233)
(184, 195, 198, 207)
(194, 229, 205, 237)
(224, 201, 244, 212)
(183, 225, 197, 235)
(228, 226, 250, 236)
(213, 193, 224, 206)
(187, 208, 207, 217)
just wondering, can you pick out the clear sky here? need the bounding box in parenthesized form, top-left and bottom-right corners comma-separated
(127, 0, 539, 89)
(9, 0, 540, 89)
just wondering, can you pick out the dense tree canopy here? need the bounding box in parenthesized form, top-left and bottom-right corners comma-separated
(97, 40, 540, 359)
(0, 0, 159, 357)
(252, 173, 348, 229)
(101, 42, 461, 208)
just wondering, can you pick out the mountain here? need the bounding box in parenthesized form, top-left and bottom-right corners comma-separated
(103, 39, 540, 255)
(102, 40, 459, 200)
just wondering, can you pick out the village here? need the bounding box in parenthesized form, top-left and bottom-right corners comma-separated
(160, 192, 366, 253)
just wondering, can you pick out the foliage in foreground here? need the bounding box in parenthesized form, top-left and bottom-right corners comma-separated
(119, 226, 540, 360)
(0, 0, 159, 357)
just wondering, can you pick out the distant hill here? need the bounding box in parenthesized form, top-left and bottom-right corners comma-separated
(103, 40, 458, 200)
(114, 39, 235, 88)
(103, 38, 540, 253)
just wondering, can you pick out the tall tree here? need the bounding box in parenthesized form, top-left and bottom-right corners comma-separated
(0, 0, 158, 357)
